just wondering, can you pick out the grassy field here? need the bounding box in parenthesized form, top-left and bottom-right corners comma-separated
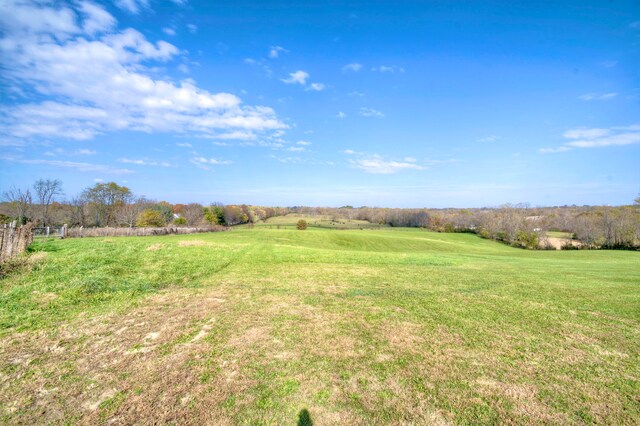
(0, 226, 639, 424)
(243, 213, 387, 230)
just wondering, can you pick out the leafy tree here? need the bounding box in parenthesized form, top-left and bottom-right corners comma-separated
(81, 182, 133, 226)
(173, 217, 187, 226)
(297, 219, 308, 230)
(204, 205, 226, 225)
(33, 178, 63, 226)
(136, 209, 166, 227)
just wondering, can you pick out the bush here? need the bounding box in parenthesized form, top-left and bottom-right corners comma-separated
(297, 219, 307, 230)
(136, 209, 166, 227)
(173, 217, 187, 226)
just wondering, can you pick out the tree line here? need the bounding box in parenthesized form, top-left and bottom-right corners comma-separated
(1, 180, 286, 228)
(2, 179, 638, 249)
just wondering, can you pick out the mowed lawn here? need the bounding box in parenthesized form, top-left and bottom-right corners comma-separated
(0, 228, 639, 424)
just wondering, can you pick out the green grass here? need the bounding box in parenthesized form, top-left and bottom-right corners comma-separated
(0, 227, 638, 424)
(242, 213, 387, 230)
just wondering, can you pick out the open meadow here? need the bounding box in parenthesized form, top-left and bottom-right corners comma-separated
(1, 223, 639, 424)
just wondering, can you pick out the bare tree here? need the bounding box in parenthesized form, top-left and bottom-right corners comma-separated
(182, 203, 204, 225)
(33, 179, 63, 226)
(2, 186, 32, 224)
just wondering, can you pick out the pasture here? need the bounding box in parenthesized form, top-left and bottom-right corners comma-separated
(0, 225, 638, 424)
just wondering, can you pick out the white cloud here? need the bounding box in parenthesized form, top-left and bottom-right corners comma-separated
(348, 91, 364, 97)
(306, 82, 325, 91)
(268, 45, 288, 58)
(162, 27, 176, 36)
(336, 111, 346, 119)
(296, 140, 312, 146)
(342, 63, 362, 72)
(563, 128, 610, 139)
(187, 24, 198, 33)
(359, 107, 384, 118)
(477, 135, 500, 142)
(539, 146, 571, 154)
(79, 1, 117, 35)
(372, 65, 405, 73)
(118, 158, 173, 167)
(77, 149, 96, 155)
(114, 0, 149, 14)
(342, 150, 427, 174)
(2, 156, 132, 174)
(0, 1, 286, 142)
(578, 93, 617, 101)
(540, 125, 640, 153)
(189, 156, 232, 170)
(287, 146, 305, 152)
(281, 70, 309, 85)
(176, 142, 192, 147)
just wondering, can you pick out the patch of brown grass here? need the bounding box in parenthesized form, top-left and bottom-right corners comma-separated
(178, 240, 210, 247)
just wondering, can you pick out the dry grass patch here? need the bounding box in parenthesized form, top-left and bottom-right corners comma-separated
(177, 240, 210, 247)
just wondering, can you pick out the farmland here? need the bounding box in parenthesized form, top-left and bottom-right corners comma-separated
(0, 220, 639, 424)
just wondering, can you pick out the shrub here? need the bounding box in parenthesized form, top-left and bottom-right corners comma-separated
(297, 219, 308, 230)
(136, 209, 166, 227)
(173, 217, 187, 226)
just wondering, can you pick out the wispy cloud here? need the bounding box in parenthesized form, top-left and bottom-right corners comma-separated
(118, 158, 174, 167)
(578, 92, 617, 101)
(372, 65, 405, 73)
(268, 45, 289, 58)
(336, 112, 346, 119)
(343, 151, 424, 174)
(281, 70, 309, 85)
(296, 141, 312, 146)
(162, 27, 176, 36)
(186, 23, 198, 33)
(342, 63, 362, 72)
(306, 82, 325, 91)
(2, 156, 132, 174)
(189, 157, 232, 170)
(114, 0, 149, 14)
(359, 107, 384, 118)
(540, 125, 640, 153)
(477, 135, 500, 143)
(176, 142, 192, 147)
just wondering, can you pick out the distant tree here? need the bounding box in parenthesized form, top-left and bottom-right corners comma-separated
(183, 203, 204, 225)
(81, 182, 133, 226)
(297, 219, 307, 230)
(204, 205, 226, 225)
(33, 178, 63, 226)
(2, 186, 32, 224)
(173, 217, 187, 226)
(136, 209, 166, 227)
(114, 197, 147, 227)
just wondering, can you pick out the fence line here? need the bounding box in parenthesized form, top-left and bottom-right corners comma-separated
(0, 222, 34, 263)
(66, 225, 228, 238)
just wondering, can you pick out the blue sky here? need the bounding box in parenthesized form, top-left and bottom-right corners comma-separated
(1, 0, 639, 207)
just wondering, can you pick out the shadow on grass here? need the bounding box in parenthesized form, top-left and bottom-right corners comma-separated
(297, 408, 313, 426)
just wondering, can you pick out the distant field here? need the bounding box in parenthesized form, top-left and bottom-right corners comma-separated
(546, 231, 574, 239)
(244, 213, 387, 230)
(1, 228, 638, 424)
